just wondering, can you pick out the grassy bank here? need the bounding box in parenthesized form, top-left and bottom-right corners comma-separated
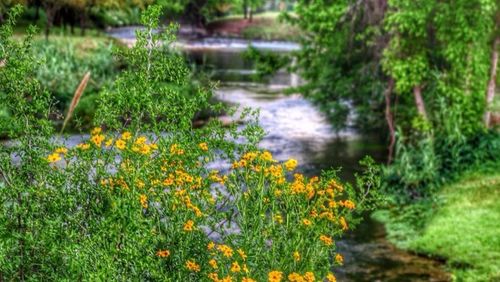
(2, 30, 122, 134)
(207, 12, 302, 41)
(375, 165, 500, 281)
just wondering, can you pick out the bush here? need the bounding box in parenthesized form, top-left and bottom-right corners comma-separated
(0, 6, 381, 281)
(34, 36, 120, 129)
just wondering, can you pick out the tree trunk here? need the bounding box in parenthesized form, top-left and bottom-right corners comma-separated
(243, 0, 248, 19)
(249, 9, 253, 22)
(44, 6, 55, 41)
(384, 79, 396, 164)
(484, 37, 499, 128)
(45, 14, 51, 41)
(413, 85, 428, 119)
(80, 17, 86, 36)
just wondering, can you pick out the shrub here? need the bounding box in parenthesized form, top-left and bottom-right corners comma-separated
(0, 5, 381, 281)
(34, 35, 120, 129)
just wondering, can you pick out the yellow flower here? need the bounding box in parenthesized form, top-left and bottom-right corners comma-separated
(260, 151, 274, 162)
(293, 251, 301, 261)
(268, 271, 283, 282)
(47, 153, 61, 163)
(319, 235, 333, 246)
(340, 200, 355, 209)
(287, 272, 303, 282)
(135, 136, 147, 145)
(303, 272, 315, 282)
(163, 176, 174, 186)
(339, 216, 348, 230)
(156, 249, 170, 258)
(242, 278, 256, 282)
(199, 142, 208, 151)
(76, 143, 90, 150)
(105, 138, 114, 147)
(335, 254, 343, 265)
(208, 273, 219, 281)
(91, 127, 102, 135)
(209, 259, 218, 269)
(139, 144, 151, 155)
(220, 276, 233, 282)
(139, 194, 148, 209)
(115, 139, 126, 150)
(135, 180, 145, 189)
(207, 241, 215, 250)
(170, 144, 184, 155)
(326, 273, 336, 282)
(217, 244, 233, 257)
(54, 147, 68, 154)
(91, 134, 105, 147)
(274, 214, 283, 224)
(237, 248, 247, 261)
(230, 261, 241, 273)
(121, 131, 132, 140)
(185, 260, 201, 272)
(302, 219, 312, 226)
(183, 220, 195, 232)
(284, 159, 298, 171)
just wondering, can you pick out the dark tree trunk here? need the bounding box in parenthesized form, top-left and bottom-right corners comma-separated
(384, 79, 396, 164)
(80, 17, 86, 36)
(249, 9, 253, 22)
(43, 3, 58, 41)
(243, 0, 248, 19)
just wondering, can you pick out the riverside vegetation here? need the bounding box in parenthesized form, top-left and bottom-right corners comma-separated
(0, 5, 382, 281)
(280, 1, 500, 281)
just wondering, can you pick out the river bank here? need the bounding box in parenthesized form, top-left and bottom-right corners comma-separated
(374, 165, 500, 281)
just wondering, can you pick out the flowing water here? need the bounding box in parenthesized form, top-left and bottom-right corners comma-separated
(109, 28, 450, 281)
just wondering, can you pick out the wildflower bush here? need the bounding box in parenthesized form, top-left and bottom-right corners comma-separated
(0, 5, 381, 281)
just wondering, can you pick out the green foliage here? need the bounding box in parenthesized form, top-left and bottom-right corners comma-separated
(286, 0, 388, 132)
(34, 36, 119, 126)
(243, 46, 290, 82)
(0, 5, 382, 280)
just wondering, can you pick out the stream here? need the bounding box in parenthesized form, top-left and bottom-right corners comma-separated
(109, 29, 450, 281)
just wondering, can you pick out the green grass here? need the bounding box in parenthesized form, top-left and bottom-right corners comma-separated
(410, 170, 500, 281)
(375, 166, 500, 281)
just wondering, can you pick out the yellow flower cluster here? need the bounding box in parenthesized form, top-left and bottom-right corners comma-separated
(335, 254, 344, 265)
(287, 272, 315, 282)
(156, 249, 170, 258)
(293, 251, 301, 261)
(209, 170, 227, 185)
(185, 259, 201, 272)
(170, 143, 184, 155)
(339, 200, 356, 209)
(216, 244, 234, 257)
(139, 194, 148, 209)
(47, 153, 61, 163)
(199, 142, 208, 151)
(319, 234, 333, 246)
(284, 159, 298, 171)
(268, 271, 283, 282)
(46, 147, 68, 163)
(183, 220, 195, 232)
